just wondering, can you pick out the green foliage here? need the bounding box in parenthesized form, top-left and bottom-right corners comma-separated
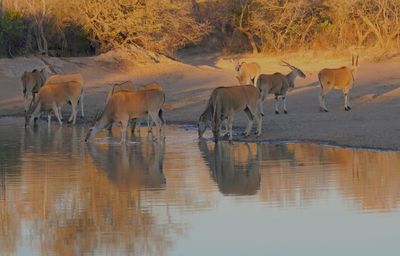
(0, 10, 26, 57)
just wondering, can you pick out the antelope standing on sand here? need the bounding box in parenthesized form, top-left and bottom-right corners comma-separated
(20, 68, 48, 112)
(85, 89, 165, 143)
(257, 61, 306, 114)
(318, 55, 359, 112)
(25, 80, 83, 126)
(204, 85, 263, 142)
(234, 60, 261, 88)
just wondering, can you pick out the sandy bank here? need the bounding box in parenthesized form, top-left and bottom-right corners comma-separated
(0, 53, 399, 150)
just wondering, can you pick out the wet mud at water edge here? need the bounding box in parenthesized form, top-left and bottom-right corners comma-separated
(1, 118, 400, 256)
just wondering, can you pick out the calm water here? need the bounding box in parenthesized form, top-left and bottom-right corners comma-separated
(1, 118, 400, 256)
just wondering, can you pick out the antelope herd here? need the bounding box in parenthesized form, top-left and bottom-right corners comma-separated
(22, 55, 359, 143)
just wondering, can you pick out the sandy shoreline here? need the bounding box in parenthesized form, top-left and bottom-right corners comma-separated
(0, 53, 399, 150)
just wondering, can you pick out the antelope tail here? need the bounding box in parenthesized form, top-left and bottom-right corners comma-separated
(158, 109, 165, 125)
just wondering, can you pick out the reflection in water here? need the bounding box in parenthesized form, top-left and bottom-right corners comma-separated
(257, 144, 400, 211)
(0, 124, 181, 256)
(198, 141, 260, 196)
(1, 119, 400, 255)
(87, 140, 166, 190)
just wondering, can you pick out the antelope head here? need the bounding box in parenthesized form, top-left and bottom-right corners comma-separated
(85, 110, 101, 142)
(281, 60, 306, 78)
(281, 60, 306, 88)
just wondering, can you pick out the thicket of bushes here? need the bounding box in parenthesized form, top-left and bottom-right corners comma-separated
(1, 0, 400, 58)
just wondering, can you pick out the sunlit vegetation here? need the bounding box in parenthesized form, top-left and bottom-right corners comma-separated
(1, 0, 399, 57)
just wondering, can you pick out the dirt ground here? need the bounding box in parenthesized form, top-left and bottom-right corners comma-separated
(0, 51, 399, 150)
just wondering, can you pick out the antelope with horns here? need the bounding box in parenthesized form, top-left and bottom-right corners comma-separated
(207, 85, 263, 143)
(20, 68, 48, 112)
(85, 89, 165, 143)
(25, 80, 83, 127)
(233, 60, 261, 88)
(318, 55, 359, 112)
(257, 60, 306, 114)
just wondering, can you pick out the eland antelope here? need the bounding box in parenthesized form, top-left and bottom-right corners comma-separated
(234, 60, 261, 88)
(25, 80, 83, 127)
(85, 89, 165, 143)
(20, 68, 48, 112)
(45, 73, 85, 117)
(207, 85, 263, 142)
(318, 55, 359, 112)
(198, 96, 229, 139)
(257, 61, 306, 114)
(105, 81, 165, 135)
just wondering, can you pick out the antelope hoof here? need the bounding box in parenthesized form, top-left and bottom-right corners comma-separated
(284, 110, 288, 114)
(345, 106, 351, 111)
(275, 111, 279, 115)
(261, 112, 265, 117)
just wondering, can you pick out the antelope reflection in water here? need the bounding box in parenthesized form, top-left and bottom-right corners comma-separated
(198, 141, 260, 196)
(1, 125, 176, 255)
(87, 139, 166, 190)
(257, 143, 400, 211)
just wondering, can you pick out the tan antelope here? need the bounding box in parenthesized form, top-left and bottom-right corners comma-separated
(233, 60, 261, 87)
(85, 89, 165, 143)
(257, 61, 306, 114)
(20, 68, 48, 112)
(135, 82, 165, 133)
(198, 96, 229, 138)
(318, 55, 359, 112)
(105, 81, 165, 135)
(207, 85, 263, 142)
(25, 80, 83, 127)
(46, 73, 85, 117)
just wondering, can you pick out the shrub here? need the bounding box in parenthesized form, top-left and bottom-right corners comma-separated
(0, 10, 26, 57)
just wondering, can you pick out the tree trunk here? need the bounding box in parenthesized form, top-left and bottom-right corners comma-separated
(0, 0, 3, 17)
(39, 21, 48, 55)
(237, 27, 259, 54)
